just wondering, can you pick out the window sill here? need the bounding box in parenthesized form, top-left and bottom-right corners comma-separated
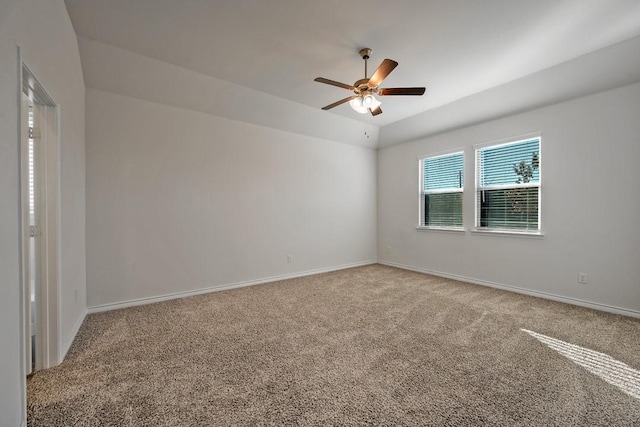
(470, 228, 544, 238)
(416, 226, 465, 234)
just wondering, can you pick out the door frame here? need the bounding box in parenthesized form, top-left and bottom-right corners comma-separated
(19, 55, 61, 376)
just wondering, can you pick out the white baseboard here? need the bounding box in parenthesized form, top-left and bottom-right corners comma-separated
(60, 308, 87, 362)
(379, 260, 640, 319)
(88, 260, 377, 314)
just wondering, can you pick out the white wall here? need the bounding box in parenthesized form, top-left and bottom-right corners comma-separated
(86, 88, 377, 308)
(378, 83, 640, 315)
(0, 0, 86, 425)
(78, 37, 379, 150)
(0, 2, 24, 424)
(379, 35, 640, 148)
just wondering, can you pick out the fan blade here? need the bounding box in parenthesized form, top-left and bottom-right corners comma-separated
(378, 87, 426, 96)
(370, 106, 382, 116)
(314, 77, 355, 91)
(321, 96, 357, 110)
(368, 59, 398, 88)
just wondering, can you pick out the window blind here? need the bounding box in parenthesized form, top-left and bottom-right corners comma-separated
(420, 151, 463, 228)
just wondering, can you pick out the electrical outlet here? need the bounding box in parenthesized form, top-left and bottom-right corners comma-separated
(386, 246, 392, 255)
(578, 272, 588, 284)
(287, 255, 293, 263)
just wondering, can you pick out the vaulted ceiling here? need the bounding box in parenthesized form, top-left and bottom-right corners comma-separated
(65, 0, 640, 147)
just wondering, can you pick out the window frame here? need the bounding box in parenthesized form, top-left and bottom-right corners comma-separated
(417, 149, 465, 232)
(473, 133, 543, 236)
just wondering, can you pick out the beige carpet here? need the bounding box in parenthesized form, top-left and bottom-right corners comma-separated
(28, 264, 640, 426)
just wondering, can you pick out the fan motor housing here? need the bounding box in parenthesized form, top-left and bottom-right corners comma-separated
(354, 78, 370, 92)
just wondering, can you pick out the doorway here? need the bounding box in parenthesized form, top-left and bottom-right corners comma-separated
(21, 63, 60, 374)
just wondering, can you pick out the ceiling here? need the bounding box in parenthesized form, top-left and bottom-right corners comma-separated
(64, 0, 640, 129)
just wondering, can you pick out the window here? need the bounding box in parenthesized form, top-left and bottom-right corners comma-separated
(419, 151, 464, 229)
(475, 136, 541, 232)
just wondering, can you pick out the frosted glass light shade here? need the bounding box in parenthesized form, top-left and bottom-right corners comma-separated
(349, 97, 368, 114)
(363, 94, 381, 109)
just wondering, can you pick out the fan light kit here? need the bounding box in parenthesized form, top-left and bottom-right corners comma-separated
(314, 48, 426, 117)
(349, 93, 381, 114)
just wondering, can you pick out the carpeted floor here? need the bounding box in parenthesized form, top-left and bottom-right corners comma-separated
(27, 264, 640, 426)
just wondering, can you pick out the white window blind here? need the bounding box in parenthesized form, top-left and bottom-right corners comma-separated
(419, 151, 464, 228)
(476, 137, 540, 231)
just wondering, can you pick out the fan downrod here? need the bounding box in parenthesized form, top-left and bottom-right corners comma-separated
(358, 48, 372, 86)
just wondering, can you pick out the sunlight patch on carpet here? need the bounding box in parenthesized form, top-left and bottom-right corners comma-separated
(521, 329, 640, 399)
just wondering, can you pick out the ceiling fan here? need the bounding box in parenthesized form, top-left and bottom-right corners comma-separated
(314, 48, 426, 116)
